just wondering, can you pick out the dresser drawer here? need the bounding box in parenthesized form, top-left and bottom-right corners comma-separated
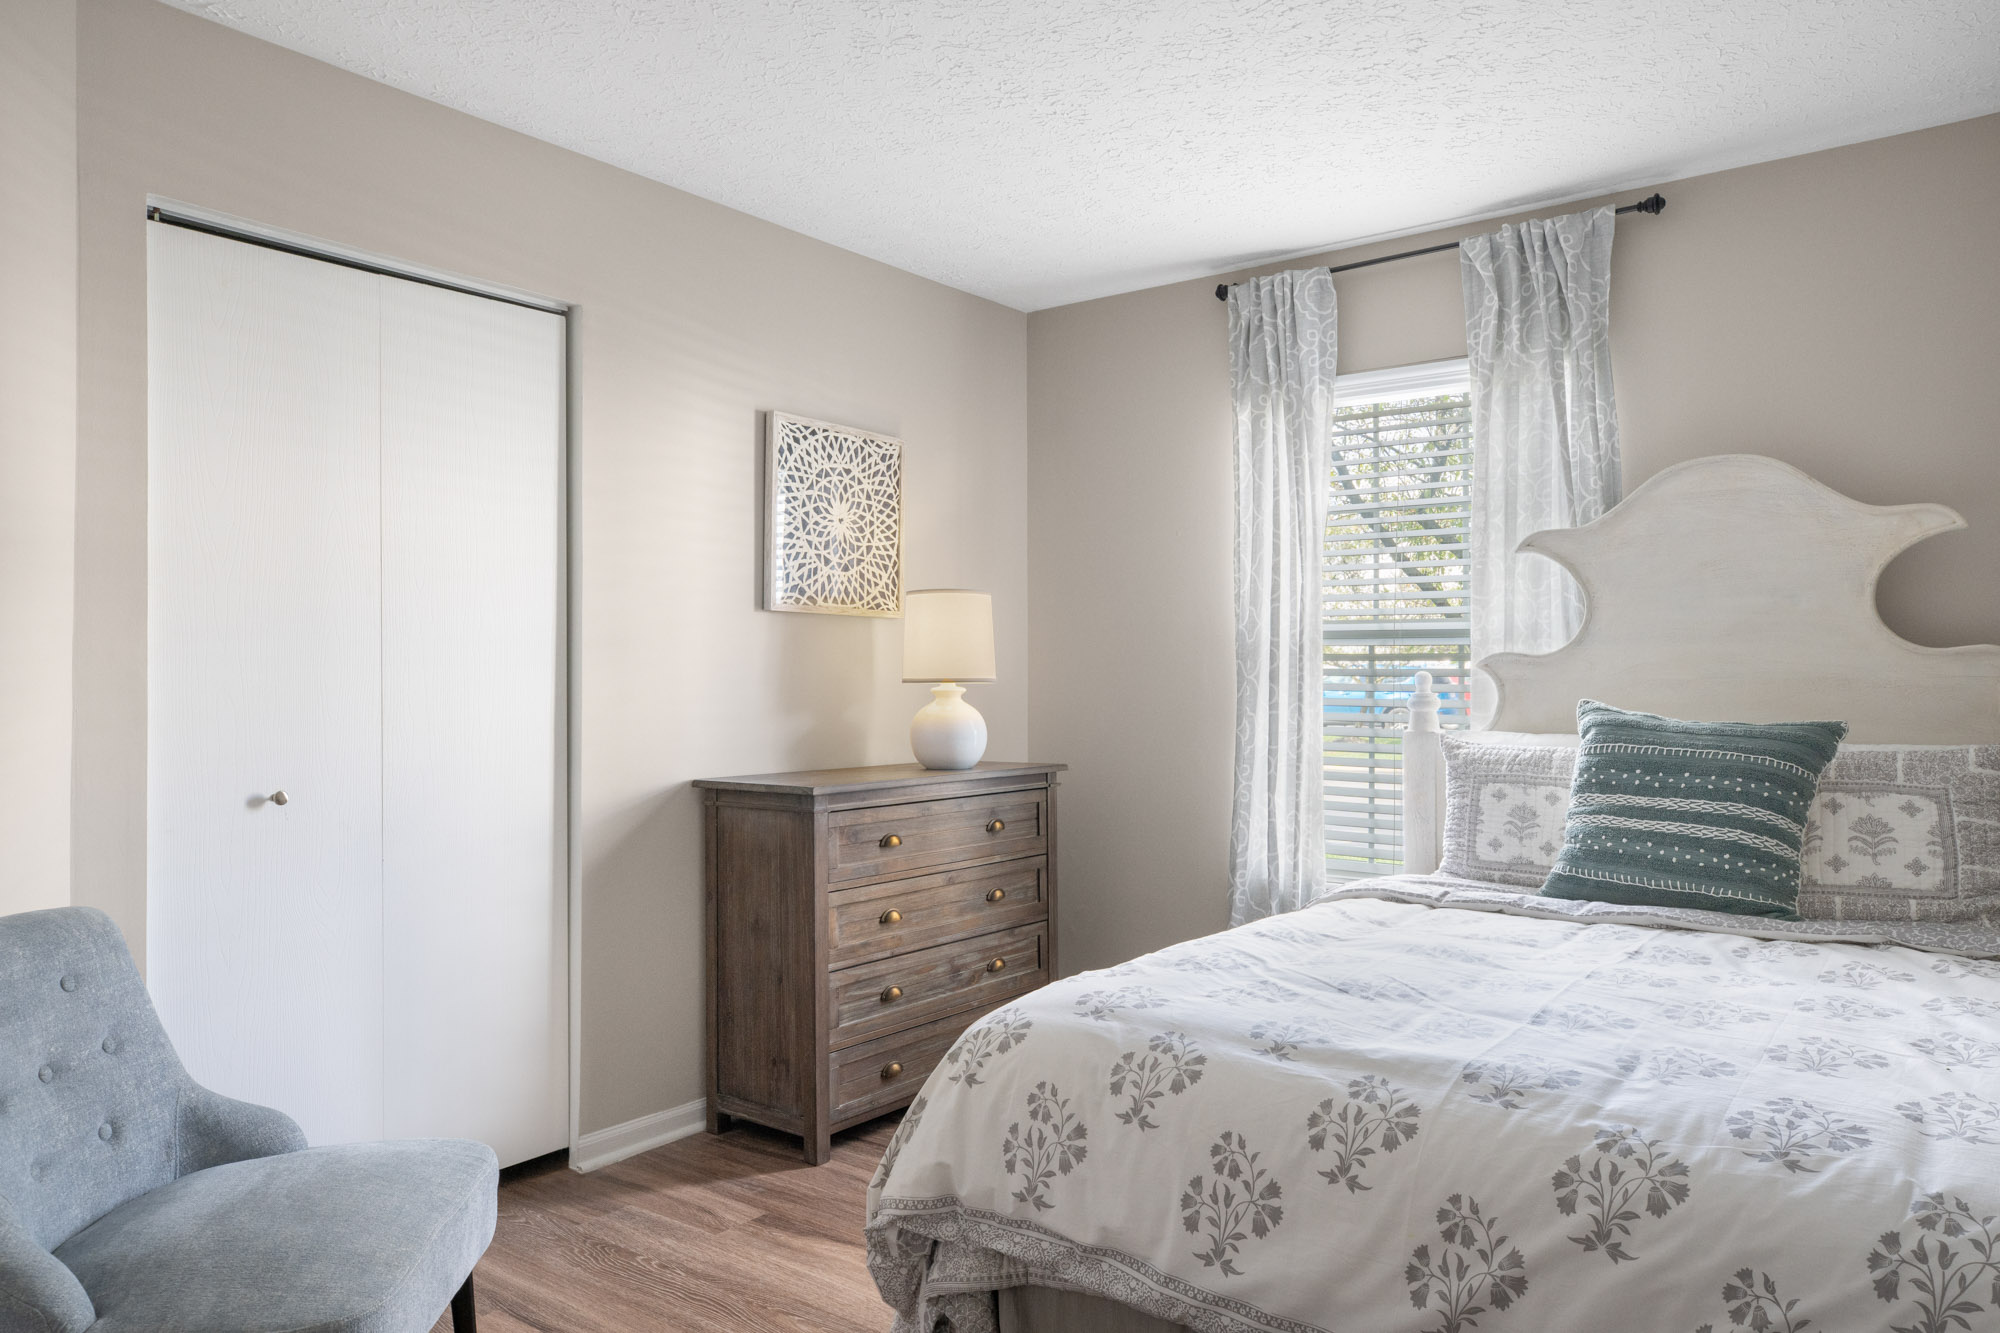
(826, 789, 1047, 884)
(829, 1009, 984, 1125)
(830, 921, 1046, 1048)
(828, 857, 1046, 967)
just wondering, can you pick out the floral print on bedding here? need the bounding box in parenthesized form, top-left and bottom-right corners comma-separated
(865, 873, 2000, 1333)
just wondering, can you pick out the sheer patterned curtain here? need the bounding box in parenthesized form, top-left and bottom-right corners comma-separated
(1228, 269, 1337, 924)
(1461, 206, 1622, 715)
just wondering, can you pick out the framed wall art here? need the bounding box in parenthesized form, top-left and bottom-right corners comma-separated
(763, 412, 904, 616)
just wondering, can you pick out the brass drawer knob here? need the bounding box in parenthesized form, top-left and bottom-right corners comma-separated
(881, 1061, 903, 1080)
(879, 833, 902, 848)
(879, 908, 902, 925)
(986, 819, 1004, 833)
(880, 985, 903, 1003)
(985, 887, 1006, 903)
(987, 957, 1007, 973)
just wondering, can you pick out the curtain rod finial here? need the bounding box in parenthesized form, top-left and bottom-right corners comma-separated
(1215, 283, 1230, 301)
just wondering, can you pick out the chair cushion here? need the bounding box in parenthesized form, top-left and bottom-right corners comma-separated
(53, 1139, 496, 1333)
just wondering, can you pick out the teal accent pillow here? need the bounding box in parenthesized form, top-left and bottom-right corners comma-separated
(1540, 701, 1848, 919)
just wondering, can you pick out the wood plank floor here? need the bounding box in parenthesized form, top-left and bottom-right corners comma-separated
(430, 1115, 902, 1333)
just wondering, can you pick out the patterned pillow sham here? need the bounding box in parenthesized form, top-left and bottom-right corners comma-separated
(1441, 735, 2000, 921)
(1799, 744, 2000, 922)
(1539, 701, 1847, 919)
(1438, 733, 1578, 888)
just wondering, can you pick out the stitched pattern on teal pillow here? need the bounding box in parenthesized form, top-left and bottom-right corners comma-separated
(1540, 700, 1848, 919)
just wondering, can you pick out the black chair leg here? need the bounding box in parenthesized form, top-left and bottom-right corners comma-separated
(451, 1273, 477, 1332)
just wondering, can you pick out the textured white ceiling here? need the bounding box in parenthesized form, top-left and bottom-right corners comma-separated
(168, 0, 2000, 310)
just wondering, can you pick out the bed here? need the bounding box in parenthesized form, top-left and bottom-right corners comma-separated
(864, 456, 2000, 1333)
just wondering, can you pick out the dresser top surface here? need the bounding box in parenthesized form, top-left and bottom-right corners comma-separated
(694, 760, 1065, 796)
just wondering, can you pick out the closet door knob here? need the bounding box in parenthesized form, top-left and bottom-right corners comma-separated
(268, 790, 289, 807)
(880, 833, 902, 848)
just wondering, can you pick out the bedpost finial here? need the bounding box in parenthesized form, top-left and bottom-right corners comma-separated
(1408, 671, 1441, 734)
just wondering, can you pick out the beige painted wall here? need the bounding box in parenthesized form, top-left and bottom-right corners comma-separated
(0, 0, 79, 917)
(1028, 114, 2000, 974)
(73, 0, 1028, 1135)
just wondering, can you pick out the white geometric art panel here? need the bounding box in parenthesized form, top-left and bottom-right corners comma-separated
(763, 412, 904, 616)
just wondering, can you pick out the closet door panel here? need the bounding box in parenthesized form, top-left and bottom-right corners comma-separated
(379, 279, 566, 1165)
(146, 224, 386, 1146)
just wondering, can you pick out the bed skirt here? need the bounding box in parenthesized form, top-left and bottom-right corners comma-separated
(997, 1285, 1193, 1333)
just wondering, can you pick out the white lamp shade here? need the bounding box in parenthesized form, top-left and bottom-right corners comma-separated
(902, 589, 996, 683)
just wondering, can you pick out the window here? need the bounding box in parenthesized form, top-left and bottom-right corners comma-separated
(1323, 360, 1474, 881)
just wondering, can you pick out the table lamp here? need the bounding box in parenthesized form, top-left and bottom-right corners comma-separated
(902, 589, 996, 769)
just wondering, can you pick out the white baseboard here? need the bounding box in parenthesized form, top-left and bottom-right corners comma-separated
(570, 1097, 707, 1173)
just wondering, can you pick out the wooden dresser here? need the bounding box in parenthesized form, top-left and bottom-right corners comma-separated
(695, 761, 1063, 1163)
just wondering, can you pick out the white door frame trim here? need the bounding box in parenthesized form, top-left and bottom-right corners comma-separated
(560, 321, 582, 1168)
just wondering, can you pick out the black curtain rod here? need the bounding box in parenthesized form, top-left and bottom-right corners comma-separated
(1212, 193, 1665, 301)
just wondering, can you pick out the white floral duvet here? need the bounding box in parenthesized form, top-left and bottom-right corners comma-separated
(865, 875, 2000, 1333)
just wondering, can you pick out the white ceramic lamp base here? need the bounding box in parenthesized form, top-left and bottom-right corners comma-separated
(911, 683, 987, 770)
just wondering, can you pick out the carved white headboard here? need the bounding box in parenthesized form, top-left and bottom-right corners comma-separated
(1402, 454, 2000, 875)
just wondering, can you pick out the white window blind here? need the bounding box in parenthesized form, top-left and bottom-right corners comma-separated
(1324, 362, 1474, 881)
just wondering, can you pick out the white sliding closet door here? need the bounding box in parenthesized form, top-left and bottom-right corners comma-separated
(380, 280, 566, 1164)
(148, 221, 566, 1164)
(147, 224, 387, 1147)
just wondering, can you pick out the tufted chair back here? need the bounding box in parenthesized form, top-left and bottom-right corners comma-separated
(0, 907, 191, 1249)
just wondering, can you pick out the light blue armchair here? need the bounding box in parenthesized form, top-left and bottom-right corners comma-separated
(0, 906, 497, 1332)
